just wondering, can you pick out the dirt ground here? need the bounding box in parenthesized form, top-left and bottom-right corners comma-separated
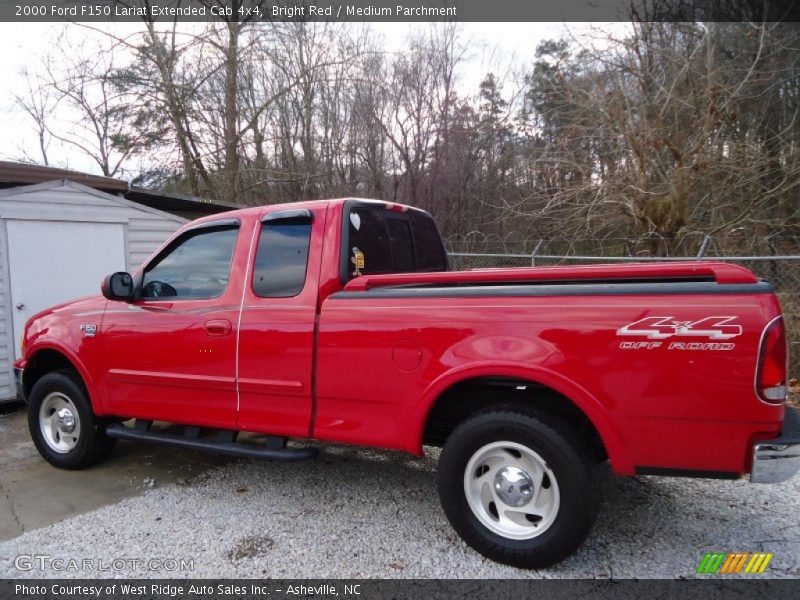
(0, 403, 229, 541)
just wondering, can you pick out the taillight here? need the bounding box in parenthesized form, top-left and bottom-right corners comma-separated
(756, 316, 787, 404)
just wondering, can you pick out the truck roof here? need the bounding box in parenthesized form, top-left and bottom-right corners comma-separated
(186, 197, 409, 226)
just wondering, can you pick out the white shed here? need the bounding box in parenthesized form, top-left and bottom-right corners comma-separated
(0, 179, 187, 400)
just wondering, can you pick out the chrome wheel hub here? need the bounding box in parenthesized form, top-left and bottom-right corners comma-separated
(464, 441, 560, 540)
(494, 466, 534, 507)
(56, 408, 76, 433)
(39, 392, 81, 454)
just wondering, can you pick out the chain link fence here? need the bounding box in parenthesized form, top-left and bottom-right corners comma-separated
(445, 235, 800, 379)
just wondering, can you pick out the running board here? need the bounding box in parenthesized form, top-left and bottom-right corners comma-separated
(106, 423, 318, 461)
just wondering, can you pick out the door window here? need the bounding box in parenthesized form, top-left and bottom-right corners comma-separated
(252, 221, 312, 297)
(141, 225, 239, 300)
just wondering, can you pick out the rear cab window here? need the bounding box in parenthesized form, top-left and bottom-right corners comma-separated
(342, 202, 447, 281)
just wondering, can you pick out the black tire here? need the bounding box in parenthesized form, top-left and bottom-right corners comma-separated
(27, 369, 117, 469)
(437, 407, 600, 568)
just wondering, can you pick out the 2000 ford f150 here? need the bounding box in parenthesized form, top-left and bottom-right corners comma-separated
(15, 198, 799, 568)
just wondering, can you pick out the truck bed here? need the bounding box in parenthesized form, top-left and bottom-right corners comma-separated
(316, 262, 782, 477)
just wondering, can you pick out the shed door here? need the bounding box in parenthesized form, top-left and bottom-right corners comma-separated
(7, 220, 126, 360)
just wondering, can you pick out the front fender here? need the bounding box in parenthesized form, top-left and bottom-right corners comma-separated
(409, 360, 635, 475)
(24, 340, 105, 414)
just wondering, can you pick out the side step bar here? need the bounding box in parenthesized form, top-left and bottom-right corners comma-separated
(106, 422, 318, 461)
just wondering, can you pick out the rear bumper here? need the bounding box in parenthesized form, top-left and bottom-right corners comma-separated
(751, 405, 800, 483)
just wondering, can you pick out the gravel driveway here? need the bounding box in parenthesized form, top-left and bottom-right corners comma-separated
(1, 441, 799, 579)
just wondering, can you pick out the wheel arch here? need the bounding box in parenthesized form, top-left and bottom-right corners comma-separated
(23, 343, 99, 410)
(411, 362, 634, 475)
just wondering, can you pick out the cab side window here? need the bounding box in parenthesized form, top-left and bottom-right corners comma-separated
(141, 225, 238, 300)
(347, 207, 393, 276)
(252, 221, 312, 297)
(346, 205, 447, 279)
(385, 217, 414, 272)
(408, 210, 448, 272)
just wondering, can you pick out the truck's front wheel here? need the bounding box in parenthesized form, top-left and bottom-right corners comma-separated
(28, 370, 117, 469)
(437, 408, 599, 568)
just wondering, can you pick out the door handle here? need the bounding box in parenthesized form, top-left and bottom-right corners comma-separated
(204, 319, 232, 336)
(16, 303, 25, 310)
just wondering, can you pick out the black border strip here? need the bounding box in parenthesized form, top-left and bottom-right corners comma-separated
(4, 0, 799, 23)
(331, 280, 774, 300)
(3, 579, 798, 597)
(635, 467, 741, 480)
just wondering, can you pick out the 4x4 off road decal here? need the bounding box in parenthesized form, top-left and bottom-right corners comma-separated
(618, 316, 742, 340)
(617, 316, 742, 351)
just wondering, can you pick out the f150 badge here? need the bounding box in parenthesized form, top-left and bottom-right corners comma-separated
(79, 324, 97, 337)
(617, 316, 741, 351)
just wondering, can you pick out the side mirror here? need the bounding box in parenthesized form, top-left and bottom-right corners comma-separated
(102, 272, 135, 302)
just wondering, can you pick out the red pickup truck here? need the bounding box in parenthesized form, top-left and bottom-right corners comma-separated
(15, 198, 798, 568)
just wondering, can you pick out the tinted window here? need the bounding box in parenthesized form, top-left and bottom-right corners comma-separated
(386, 217, 414, 272)
(348, 207, 392, 277)
(346, 205, 447, 279)
(409, 210, 447, 271)
(142, 225, 238, 300)
(253, 222, 311, 297)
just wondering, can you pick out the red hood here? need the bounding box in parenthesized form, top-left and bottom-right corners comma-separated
(27, 294, 107, 323)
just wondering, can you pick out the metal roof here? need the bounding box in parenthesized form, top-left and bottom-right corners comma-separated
(0, 161, 128, 192)
(126, 186, 238, 216)
(0, 161, 234, 217)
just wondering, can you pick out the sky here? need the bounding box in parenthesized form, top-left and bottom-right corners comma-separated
(0, 21, 620, 177)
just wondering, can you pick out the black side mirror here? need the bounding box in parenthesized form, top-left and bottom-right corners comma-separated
(102, 272, 135, 301)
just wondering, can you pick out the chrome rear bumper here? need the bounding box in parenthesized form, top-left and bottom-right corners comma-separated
(751, 405, 800, 484)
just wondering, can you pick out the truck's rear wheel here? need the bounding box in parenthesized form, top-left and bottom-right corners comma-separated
(437, 408, 599, 568)
(28, 370, 116, 469)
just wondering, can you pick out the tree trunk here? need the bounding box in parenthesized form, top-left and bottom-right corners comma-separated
(222, 17, 241, 205)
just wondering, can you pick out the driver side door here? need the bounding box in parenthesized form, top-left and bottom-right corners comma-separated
(100, 219, 245, 428)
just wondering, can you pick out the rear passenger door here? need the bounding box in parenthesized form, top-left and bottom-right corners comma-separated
(236, 207, 325, 436)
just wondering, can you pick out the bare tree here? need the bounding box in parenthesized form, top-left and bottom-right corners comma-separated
(14, 18, 796, 257)
(15, 67, 55, 166)
(513, 22, 800, 254)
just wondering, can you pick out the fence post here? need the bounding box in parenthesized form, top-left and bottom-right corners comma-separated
(531, 240, 543, 267)
(697, 235, 711, 258)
